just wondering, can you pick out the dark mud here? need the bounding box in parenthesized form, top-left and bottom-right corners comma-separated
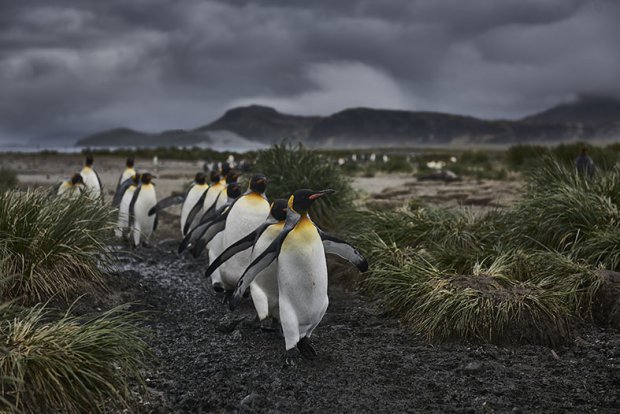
(109, 243, 620, 413)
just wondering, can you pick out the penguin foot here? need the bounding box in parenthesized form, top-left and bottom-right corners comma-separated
(297, 337, 317, 360)
(222, 290, 233, 305)
(212, 283, 225, 293)
(259, 317, 280, 333)
(284, 348, 301, 367)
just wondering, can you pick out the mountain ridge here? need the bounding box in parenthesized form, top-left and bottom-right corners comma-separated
(75, 95, 620, 148)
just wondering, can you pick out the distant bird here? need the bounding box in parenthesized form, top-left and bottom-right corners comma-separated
(114, 173, 140, 240)
(116, 158, 136, 191)
(129, 173, 157, 247)
(229, 189, 367, 364)
(575, 148, 595, 177)
(80, 155, 102, 200)
(56, 173, 84, 198)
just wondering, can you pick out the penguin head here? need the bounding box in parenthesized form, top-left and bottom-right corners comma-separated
(194, 172, 207, 185)
(221, 162, 231, 176)
(210, 170, 221, 184)
(132, 173, 141, 184)
(126, 158, 134, 168)
(288, 189, 335, 214)
(227, 182, 241, 199)
(225, 170, 241, 184)
(141, 172, 156, 184)
(270, 199, 288, 221)
(85, 155, 94, 167)
(70, 173, 84, 185)
(249, 173, 267, 194)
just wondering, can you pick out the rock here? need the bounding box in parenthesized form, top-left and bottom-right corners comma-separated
(240, 392, 259, 409)
(463, 362, 484, 373)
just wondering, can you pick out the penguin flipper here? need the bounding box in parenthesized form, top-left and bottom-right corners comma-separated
(182, 189, 208, 235)
(94, 169, 104, 200)
(128, 185, 141, 229)
(178, 202, 230, 253)
(148, 194, 185, 216)
(113, 177, 134, 207)
(204, 221, 274, 278)
(230, 216, 301, 310)
(319, 230, 369, 272)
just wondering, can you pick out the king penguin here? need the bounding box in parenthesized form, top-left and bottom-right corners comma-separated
(114, 173, 140, 240)
(116, 158, 136, 191)
(80, 155, 103, 200)
(56, 173, 85, 198)
(216, 173, 270, 294)
(229, 189, 368, 363)
(129, 172, 157, 247)
(180, 172, 209, 235)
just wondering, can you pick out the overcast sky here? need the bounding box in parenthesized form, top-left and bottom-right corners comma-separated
(1, 0, 619, 144)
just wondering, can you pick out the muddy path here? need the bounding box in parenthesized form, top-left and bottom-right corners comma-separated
(106, 242, 620, 413)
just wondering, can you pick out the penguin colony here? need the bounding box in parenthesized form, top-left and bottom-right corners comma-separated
(60, 155, 368, 363)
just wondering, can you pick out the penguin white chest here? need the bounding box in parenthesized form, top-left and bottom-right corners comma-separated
(80, 168, 101, 198)
(181, 184, 207, 231)
(134, 185, 157, 241)
(220, 194, 270, 289)
(278, 219, 328, 317)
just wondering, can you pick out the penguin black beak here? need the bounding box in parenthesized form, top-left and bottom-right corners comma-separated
(256, 178, 265, 184)
(309, 189, 335, 200)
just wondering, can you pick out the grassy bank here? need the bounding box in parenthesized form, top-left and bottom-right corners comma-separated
(0, 189, 149, 413)
(341, 156, 618, 344)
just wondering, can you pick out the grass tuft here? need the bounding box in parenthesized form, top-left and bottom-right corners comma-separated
(253, 143, 355, 228)
(0, 304, 148, 413)
(0, 189, 115, 303)
(0, 169, 18, 192)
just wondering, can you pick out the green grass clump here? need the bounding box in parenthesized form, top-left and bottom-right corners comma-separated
(0, 304, 147, 413)
(253, 143, 354, 228)
(0, 190, 115, 303)
(0, 169, 18, 192)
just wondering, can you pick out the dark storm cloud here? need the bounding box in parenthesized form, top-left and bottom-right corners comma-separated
(0, 0, 618, 144)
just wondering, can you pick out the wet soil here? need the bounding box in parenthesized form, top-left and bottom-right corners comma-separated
(107, 242, 619, 413)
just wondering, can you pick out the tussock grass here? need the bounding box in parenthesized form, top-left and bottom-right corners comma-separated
(253, 143, 354, 227)
(0, 169, 18, 192)
(0, 304, 147, 413)
(342, 155, 617, 344)
(0, 189, 115, 303)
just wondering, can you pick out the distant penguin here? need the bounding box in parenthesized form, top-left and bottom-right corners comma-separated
(115, 173, 140, 239)
(205, 199, 288, 325)
(80, 155, 103, 200)
(217, 173, 270, 293)
(180, 172, 209, 235)
(201, 170, 225, 221)
(57, 173, 85, 198)
(129, 173, 157, 247)
(117, 158, 136, 191)
(217, 170, 241, 210)
(229, 189, 368, 363)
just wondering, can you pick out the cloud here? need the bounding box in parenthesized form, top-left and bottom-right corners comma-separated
(229, 61, 414, 115)
(0, 0, 618, 144)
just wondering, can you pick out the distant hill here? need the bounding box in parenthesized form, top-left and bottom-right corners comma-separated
(76, 97, 620, 149)
(523, 95, 620, 124)
(196, 105, 320, 144)
(306, 107, 606, 146)
(76, 127, 210, 147)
